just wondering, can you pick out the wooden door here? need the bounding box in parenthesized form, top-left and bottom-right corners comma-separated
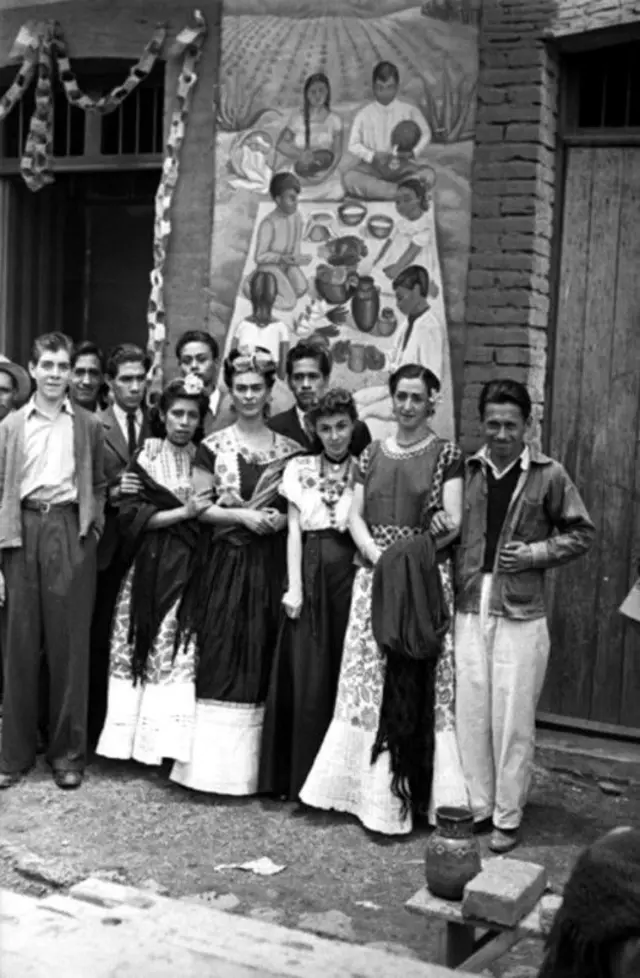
(84, 201, 153, 353)
(542, 146, 640, 735)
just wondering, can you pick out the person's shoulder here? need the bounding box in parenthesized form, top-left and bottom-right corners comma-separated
(327, 110, 343, 129)
(268, 407, 295, 434)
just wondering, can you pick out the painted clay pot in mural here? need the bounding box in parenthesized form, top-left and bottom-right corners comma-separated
(351, 276, 380, 333)
(348, 343, 366, 374)
(425, 807, 482, 902)
(376, 307, 398, 337)
(294, 149, 334, 179)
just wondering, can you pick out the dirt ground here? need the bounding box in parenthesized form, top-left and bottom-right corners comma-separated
(1, 753, 639, 976)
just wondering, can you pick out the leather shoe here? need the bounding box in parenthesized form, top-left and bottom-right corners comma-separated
(53, 770, 83, 790)
(0, 771, 24, 789)
(489, 827, 519, 853)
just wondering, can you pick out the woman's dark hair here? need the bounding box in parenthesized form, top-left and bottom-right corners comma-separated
(389, 363, 440, 398)
(373, 60, 399, 86)
(223, 346, 277, 391)
(269, 170, 301, 201)
(175, 330, 219, 362)
(398, 176, 430, 212)
(148, 377, 209, 440)
(308, 387, 358, 428)
(285, 339, 332, 379)
(303, 72, 331, 149)
(479, 379, 532, 422)
(392, 264, 430, 297)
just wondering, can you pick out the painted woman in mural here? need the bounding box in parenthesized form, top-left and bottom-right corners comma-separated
(275, 72, 344, 187)
(244, 171, 311, 311)
(342, 61, 433, 201)
(379, 177, 437, 281)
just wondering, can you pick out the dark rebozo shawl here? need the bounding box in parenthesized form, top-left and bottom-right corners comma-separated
(371, 532, 450, 818)
(117, 456, 200, 684)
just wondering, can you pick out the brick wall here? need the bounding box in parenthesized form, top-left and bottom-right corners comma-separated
(460, 0, 640, 453)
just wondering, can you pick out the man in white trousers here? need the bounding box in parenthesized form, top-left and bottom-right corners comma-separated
(454, 379, 594, 853)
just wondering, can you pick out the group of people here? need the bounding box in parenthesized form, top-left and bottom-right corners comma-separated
(0, 328, 595, 857)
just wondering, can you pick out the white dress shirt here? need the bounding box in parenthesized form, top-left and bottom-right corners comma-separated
(21, 397, 77, 503)
(112, 403, 143, 447)
(348, 99, 432, 163)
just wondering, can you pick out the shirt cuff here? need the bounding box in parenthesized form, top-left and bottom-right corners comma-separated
(528, 541, 548, 568)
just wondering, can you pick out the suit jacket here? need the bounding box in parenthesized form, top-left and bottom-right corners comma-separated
(0, 403, 106, 550)
(268, 406, 372, 458)
(96, 405, 148, 570)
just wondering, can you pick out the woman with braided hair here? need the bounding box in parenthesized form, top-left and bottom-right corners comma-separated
(538, 827, 640, 978)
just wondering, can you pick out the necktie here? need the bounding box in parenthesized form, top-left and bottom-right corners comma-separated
(126, 412, 137, 457)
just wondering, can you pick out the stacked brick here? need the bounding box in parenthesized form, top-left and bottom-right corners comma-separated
(460, 0, 558, 451)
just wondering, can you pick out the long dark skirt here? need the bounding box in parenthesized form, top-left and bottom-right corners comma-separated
(180, 529, 287, 704)
(259, 529, 356, 799)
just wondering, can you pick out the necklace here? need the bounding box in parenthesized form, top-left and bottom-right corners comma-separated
(319, 453, 351, 528)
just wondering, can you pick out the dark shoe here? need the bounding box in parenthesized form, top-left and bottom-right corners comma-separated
(489, 827, 519, 853)
(53, 770, 83, 790)
(0, 771, 24, 789)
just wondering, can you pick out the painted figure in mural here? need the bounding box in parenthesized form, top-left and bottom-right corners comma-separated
(226, 271, 290, 378)
(300, 364, 468, 835)
(69, 341, 107, 413)
(0, 332, 105, 791)
(259, 388, 359, 801)
(88, 345, 150, 752)
(455, 381, 594, 854)
(96, 377, 209, 768)
(246, 172, 311, 311)
(380, 177, 437, 281)
(342, 62, 433, 201)
(175, 330, 225, 436)
(275, 72, 344, 186)
(269, 339, 371, 457)
(171, 348, 301, 796)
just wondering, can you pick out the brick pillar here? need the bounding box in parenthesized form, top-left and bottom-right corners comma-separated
(459, 0, 559, 452)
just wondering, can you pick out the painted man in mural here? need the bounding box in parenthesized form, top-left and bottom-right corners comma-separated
(342, 61, 433, 201)
(454, 380, 595, 853)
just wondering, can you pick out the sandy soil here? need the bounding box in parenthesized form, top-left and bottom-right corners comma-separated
(1, 754, 638, 977)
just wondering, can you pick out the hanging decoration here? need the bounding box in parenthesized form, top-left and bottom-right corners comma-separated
(146, 10, 207, 403)
(0, 52, 37, 122)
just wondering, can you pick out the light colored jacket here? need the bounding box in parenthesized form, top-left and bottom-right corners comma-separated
(0, 402, 106, 550)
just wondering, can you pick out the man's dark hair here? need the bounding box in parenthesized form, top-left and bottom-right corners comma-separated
(285, 339, 332, 380)
(71, 340, 105, 373)
(175, 330, 219, 362)
(30, 332, 73, 366)
(105, 343, 151, 380)
(479, 379, 532, 422)
(373, 61, 400, 86)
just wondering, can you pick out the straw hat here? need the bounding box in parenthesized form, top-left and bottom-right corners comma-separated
(0, 355, 31, 406)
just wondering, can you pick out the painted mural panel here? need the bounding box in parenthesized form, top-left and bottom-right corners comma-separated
(209, 0, 478, 439)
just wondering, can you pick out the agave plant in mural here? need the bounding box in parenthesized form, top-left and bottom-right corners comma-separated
(419, 59, 476, 143)
(215, 73, 273, 133)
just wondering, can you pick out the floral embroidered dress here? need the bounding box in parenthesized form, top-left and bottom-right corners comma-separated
(259, 454, 356, 800)
(96, 438, 199, 767)
(170, 426, 301, 796)
(299, 434, 469, 835)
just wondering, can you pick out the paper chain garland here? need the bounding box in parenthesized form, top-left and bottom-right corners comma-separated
(0, 12, 207, 398)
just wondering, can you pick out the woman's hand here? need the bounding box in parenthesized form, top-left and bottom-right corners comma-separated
(120, 472, 143, 496)
(430, 510, 457, 537)
(185, 489, 213, 519)
(264, 508, 287, 533)
(361, 544, 382, 566)
(282, 586, 303, 619)
(238, 509, 275, 535)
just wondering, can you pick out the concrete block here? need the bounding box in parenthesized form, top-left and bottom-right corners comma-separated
(462, 858, 547, 927)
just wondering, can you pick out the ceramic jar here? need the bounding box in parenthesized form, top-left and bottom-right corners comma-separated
(351, 276, 380, 333)
(348, 343, 366, 373)
(425, 806, 481, 902)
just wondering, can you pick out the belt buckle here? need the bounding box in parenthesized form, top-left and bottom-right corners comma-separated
(38, 500, 51, 515)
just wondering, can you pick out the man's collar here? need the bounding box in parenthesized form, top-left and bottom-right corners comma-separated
(112, 401, 142, 421)
(474, 444, 530, 478)
(27, 395, 74, 418)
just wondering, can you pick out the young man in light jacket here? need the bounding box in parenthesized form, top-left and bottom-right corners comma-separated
(0, 332, 105, 790)
(455, 380, 594, 853)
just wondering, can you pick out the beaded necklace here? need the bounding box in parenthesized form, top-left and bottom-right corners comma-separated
(319, 452, 352, 528)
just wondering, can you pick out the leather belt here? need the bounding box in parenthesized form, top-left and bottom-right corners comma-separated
(22, 499, 78, 514)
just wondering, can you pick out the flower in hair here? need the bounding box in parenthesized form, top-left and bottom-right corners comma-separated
(183, 373, 205, 396)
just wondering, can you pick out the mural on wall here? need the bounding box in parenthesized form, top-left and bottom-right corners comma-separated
(208, 0, 478, 439)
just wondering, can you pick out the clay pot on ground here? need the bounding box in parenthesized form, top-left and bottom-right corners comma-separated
(425, 806, 482, 902)
(351, 276, 380, 333)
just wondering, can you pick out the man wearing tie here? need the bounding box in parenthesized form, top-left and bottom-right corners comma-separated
(87, 344, 149, 751)
(269, 339, 371, 457)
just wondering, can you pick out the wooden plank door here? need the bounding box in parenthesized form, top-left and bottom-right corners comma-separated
(541, 146, 640, 735)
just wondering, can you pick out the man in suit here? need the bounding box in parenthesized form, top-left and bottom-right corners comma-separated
(87, 343, 150, 751)
(0, 332, 105, 789)
(175, 330, 228, 435)
(269, 339, 371, 456)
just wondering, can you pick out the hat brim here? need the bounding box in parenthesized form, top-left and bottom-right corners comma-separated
(0, 362, 32, 407)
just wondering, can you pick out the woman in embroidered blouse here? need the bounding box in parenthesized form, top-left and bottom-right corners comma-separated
(171, 348, 301, 796)
(259, 389, 358, 801)
(96, 376, 211, 767)
(300, 363, 468, 835)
